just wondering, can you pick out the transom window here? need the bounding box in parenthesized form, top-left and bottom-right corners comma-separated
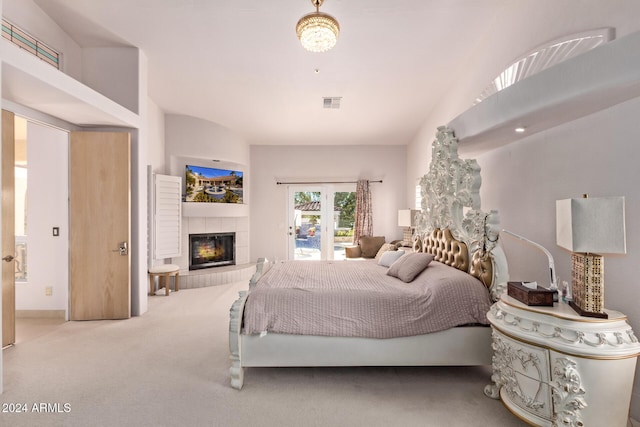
(2, 18, 60, 69)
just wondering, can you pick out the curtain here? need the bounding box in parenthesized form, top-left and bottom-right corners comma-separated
(353, 179, 373, 245)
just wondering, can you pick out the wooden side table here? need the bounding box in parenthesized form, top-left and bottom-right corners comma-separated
(148, 264, 180, 296)
(485, 294, 640, 427)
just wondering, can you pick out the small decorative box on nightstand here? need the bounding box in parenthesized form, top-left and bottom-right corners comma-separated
(507, 281, 556, 306)
(484, 294, 640, 427)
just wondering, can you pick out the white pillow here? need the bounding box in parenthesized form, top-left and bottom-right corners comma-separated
(377, 250, 404, 267)
(374, 243, 396, 260)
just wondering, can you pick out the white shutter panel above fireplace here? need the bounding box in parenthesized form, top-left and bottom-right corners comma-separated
(153, 173, 182, 259)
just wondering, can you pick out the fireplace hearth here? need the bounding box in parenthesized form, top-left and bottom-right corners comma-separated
(189, 232, 235, 270)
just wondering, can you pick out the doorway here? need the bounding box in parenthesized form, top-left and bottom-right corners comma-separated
(2, 115, 132, 345)
(5, 115, 69, 346)
(287, 184, 356, 260)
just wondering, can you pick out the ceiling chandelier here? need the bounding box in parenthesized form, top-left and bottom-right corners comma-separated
(296, 0, 340, 53)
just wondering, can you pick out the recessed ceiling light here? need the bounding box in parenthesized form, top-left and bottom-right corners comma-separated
(314, 68, 320, 74)
(515, 127, 526, 133)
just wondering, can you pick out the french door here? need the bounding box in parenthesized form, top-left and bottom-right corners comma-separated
(287, 184, 356, 261)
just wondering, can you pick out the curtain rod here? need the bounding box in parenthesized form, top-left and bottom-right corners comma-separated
(276, 180, 383, 185)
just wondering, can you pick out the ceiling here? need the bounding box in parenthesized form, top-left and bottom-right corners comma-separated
(28, 0, 513, 146)
(26, 0, 640, 146)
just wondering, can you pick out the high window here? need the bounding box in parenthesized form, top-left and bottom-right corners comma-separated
(2, 18, 60, 69)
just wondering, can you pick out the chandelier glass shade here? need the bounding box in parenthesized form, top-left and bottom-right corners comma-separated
(296, 1, 339, 52)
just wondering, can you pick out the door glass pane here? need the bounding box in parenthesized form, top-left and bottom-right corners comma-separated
(293, 191, 322, 260)
(333, 191, 355, 260)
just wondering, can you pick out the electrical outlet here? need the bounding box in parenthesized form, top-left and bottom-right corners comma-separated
(45, 286, 53, 296)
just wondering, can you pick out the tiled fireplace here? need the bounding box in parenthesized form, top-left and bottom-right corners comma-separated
(189, 232, 235, 270)
(171, 216, 254, 288)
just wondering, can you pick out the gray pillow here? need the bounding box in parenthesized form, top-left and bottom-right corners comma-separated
(386, 252, 434, 282)
(378, 250, 404, 267)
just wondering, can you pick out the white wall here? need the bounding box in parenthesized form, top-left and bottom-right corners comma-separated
(165, 114, 249, 172)
(164, 113, 249, 212)
(147, 99, 165, 174)
(3, 0, 83, 80)
(2, 0, 150, 317)
(475, 97, 640, 419)
(406, 22, 640, 425)
(82, 47, 140, 114)
(164, 114, 250, 268)
(406, 1, 640, 203)
(478, 96, 640, 286)
(131, 49, 148, 316)
(250, 145, 406, 262)
(146, 99, 166, 271)
(15, 121, 68, 314)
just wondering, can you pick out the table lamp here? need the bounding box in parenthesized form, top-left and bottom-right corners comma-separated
(398, 209, 418, 246)
(556, 195, 626, 318)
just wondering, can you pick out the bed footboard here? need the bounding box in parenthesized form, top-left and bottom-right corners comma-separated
(229, 290, 247, 390)
(229, 258, 269, 390)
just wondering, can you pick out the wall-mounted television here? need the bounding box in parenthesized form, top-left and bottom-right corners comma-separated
(185, 165, 243, 204)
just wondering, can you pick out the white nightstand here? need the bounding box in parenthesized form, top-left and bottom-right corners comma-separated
(485, 294, 640, 427)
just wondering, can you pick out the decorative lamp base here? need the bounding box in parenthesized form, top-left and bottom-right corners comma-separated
(568, 300, 608, 319)
(402, 227, 413, 246)
(569, 252, 607, 318)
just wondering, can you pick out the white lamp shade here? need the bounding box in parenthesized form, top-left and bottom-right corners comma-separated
(556, 197, 626, 254)
(398, 209, 418, 227)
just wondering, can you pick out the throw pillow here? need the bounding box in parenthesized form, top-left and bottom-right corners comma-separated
(387, 252, 434, 282)
(375, 243, 396, 260)
(359, 236, 386, 258)
(378, 250, 405, 267)
(345, 246, 362, 258)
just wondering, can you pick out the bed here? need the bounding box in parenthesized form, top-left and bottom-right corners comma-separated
(229, 126, 509, 389)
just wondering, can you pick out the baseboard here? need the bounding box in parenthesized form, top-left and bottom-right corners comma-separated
(15, 310, 66, 319)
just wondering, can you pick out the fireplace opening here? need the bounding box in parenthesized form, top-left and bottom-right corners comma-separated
(189, 232, 235, 270)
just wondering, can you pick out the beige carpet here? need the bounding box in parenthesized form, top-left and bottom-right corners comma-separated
(0, 280, 526, 427)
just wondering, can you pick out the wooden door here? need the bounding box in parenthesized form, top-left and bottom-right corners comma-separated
(69, 131, 131, 320)
(2, 110, 15, 346)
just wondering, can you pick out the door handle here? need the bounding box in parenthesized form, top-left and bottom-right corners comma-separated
(112, 242, 128, 256)
(2, 255, 14, 262)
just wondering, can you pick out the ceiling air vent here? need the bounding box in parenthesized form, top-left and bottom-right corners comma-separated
(323, 97, 342, 109)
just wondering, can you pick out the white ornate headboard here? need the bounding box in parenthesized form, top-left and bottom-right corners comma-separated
(413, 126, 508, 300)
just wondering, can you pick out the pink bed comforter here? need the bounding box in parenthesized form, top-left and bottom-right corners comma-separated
(242, 259, 492, 339)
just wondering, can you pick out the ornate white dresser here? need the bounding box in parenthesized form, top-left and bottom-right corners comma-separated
(485, 294, 640, 426)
